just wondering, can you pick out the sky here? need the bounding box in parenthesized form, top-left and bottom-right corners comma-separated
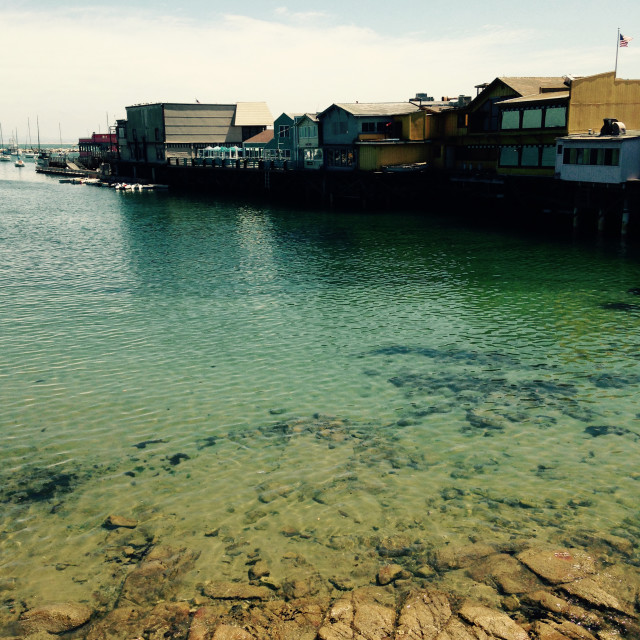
(1, 0, 639, 143)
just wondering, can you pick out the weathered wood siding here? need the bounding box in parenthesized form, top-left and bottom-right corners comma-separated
(358, 143, 427, 171)
(568, 71, 640, 133)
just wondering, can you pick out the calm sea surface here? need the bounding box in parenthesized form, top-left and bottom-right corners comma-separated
(1, 162, 640, 606)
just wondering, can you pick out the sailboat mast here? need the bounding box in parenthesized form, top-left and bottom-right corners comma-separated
(37, 116, 41, 150)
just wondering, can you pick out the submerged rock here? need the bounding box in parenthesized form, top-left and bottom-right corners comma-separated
(559, 577, 634, 616)
(103, 514, 138, 529)
(433, 542, 497, 571)
(118, 545, 200, 607)
(377, 564, 407, 586)
(516, 548, 596, 585)
(19, 602, 92, 635)
(202, 581, 271, 601)
(467, 553, 541, 595)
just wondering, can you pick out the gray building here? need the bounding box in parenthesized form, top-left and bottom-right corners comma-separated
(317, 102, 419, 169)
(263, 113, 304, 167)
(118, 102, 273, 163)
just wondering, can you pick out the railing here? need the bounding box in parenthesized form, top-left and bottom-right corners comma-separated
(166, 157, 297, 170)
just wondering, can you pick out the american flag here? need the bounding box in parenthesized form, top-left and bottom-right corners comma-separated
(620, 33, 633, 47)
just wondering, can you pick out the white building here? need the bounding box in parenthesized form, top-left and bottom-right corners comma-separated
(555, 123, 640, 184)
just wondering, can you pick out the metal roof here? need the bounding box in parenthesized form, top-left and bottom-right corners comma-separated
(158, 103, 273, 144)
(320, 102, 420, 118)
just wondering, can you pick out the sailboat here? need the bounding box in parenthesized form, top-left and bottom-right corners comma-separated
(14, 130, 25, 167)
(24, 118, 35, 158)
(0, 123, 11, 161)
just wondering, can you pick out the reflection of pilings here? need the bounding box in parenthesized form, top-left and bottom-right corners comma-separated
(621, 197, 630, 238)
(597, 208, 605, 234)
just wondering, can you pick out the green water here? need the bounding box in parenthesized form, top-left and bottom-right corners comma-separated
(1, 163, 640, 607)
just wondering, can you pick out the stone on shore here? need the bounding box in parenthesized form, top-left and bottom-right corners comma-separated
(211, 625, 254, 640)
(19, 602, 92, 635)
(396, 589, 453, 639)
(458, 601, 529, 640)
(317, 586, 396, 640)
(85, 602, 190, 640)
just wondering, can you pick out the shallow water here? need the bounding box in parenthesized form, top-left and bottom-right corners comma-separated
(1, 163, 640, 607)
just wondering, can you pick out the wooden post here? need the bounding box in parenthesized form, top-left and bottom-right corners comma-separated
(597, 208, 605, 234)
(572, 206, 580, 230)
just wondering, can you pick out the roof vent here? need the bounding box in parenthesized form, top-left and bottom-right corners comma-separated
(563, 75, 575, 87)
(600, 118, 626, 136)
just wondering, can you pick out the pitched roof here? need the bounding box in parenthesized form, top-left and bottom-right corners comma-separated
(499, 91, 570, 105)
(320, 102, 420, 118)
(127, 102, 273, 144)
(234, 102, 274, 126)
(497, 77, 567, 96)
(243, 129, 274, 145)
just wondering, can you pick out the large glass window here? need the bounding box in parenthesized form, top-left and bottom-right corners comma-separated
(544, 107, 566, 127)
(522, 109, 543, 128)
(501, 111, 520, 129)
(541, 146, 556, 167)
(499, 147, 519, 166)
(521, 146, 539, 166)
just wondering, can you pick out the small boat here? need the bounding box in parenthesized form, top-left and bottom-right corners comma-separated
(15, 158, 25, 167)
(0, 154, 11, 162)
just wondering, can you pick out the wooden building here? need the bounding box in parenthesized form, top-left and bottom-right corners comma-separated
(242, 129, 274, 161)
(78, 132, 117, 169)
(294, 114, 322, 170)
(567, 71, 640, 133)
(118, 102, 273, 164)
(263, 113, 303, 166)
(317, 103, 420, 170)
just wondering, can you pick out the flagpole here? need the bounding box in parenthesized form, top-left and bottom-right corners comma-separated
(615, 27, 620, 76)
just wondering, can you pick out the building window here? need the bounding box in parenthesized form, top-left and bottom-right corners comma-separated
(501, 111, 520, 130)
(327, 148, 354, 167)
(362, 122, 376, 133)
(541, 146, 556, 167)
(278, 125, 290, 138)
(521, 146, 539, 166)
(332, 121, 348, 135)
(522, 109, 543, 129)
(544, 107, 566, 127)
(562, 146, 620, 166)
(499, 146, 519, 166)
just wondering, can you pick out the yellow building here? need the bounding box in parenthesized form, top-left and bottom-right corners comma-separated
(567, 71, 640, 133)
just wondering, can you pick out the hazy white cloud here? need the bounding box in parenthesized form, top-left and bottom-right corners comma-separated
(0, 6, 635, 142)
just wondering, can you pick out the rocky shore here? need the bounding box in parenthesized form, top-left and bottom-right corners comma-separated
(2, 524, 639, 639)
